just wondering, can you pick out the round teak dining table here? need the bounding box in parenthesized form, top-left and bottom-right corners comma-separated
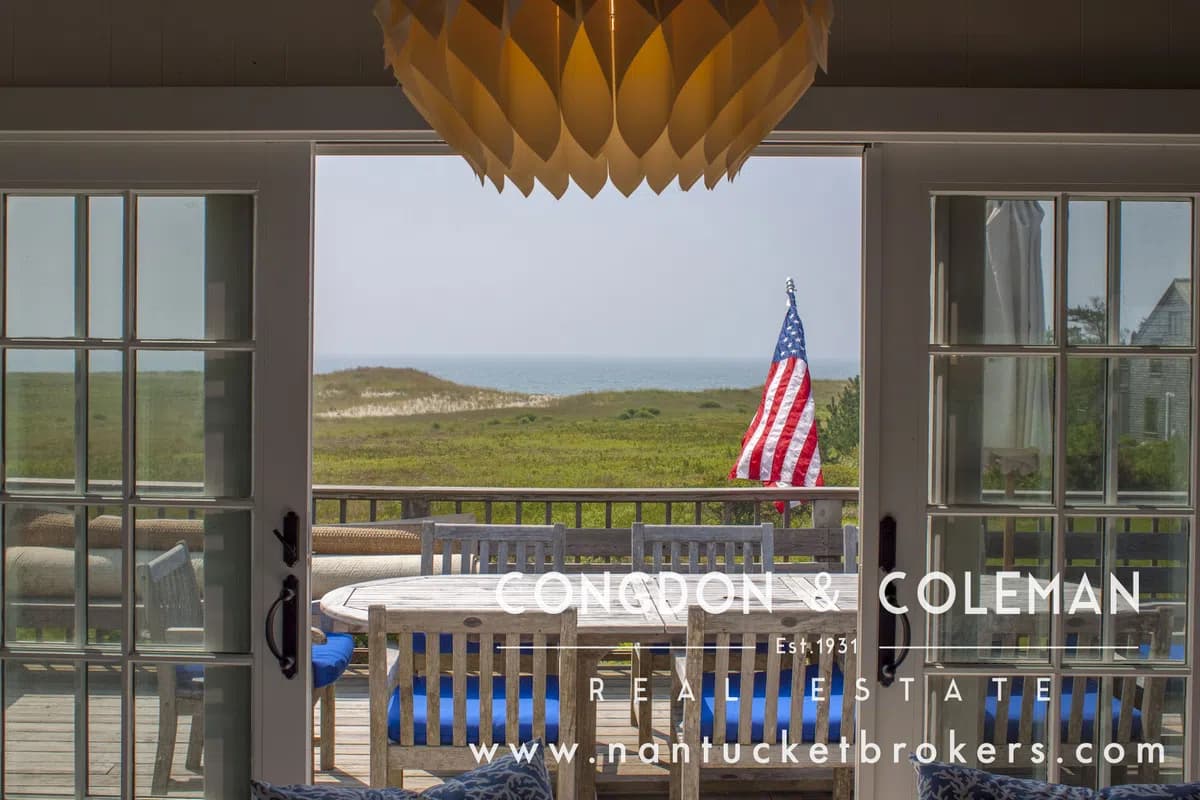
(319, 572, 856, 799)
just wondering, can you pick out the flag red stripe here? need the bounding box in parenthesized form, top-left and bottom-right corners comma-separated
(768, 366, 811, 481)
(789, 422, 821, 486)
(747, 358, 796, 479)
(729, 361, 779, 478)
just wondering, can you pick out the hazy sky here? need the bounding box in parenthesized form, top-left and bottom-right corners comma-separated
(4, 168, 1188, 365)
(314, 155, 864, 361)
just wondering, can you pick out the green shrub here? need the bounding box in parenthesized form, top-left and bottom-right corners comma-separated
(699, 400, 721, 409)
(823, 376, 860, 461)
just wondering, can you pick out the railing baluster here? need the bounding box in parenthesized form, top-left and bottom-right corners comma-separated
(485, 501, 493, 524)
(753, 501, 761, 524)
(664, 502, 672, 524)
(604, 502, 612, 529)
(783, 503, 792, 528)
(515, 500, 523, 524)
(544, 502, 552, 525)
(455, 500, 462, 514)
(575, 503, 582, 528)
(694, 501, 702, 524)
(339, 499, 348, 524)
(369, 500, 377, 522)
(634, 501, 642, 522)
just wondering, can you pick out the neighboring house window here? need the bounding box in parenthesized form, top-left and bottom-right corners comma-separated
(1144, 396, 1161, 435)
(1150, 359, 1164, 376)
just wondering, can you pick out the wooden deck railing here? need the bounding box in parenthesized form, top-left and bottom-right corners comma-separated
(311, 484, 862, 574)
(311, 484, 860, 529)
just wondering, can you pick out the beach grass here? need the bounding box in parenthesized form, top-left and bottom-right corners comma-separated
(313, 368, 856, 488)
(2, 367, 861, 525)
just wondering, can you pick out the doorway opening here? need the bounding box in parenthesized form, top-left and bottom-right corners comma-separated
(308, 151, 864, 793)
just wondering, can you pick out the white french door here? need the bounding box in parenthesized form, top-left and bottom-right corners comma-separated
(860, 143, 1200, 797)
(0, 142, 314, 797)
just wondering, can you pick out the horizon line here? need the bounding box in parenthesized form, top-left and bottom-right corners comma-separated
(314, 352, 863, 362)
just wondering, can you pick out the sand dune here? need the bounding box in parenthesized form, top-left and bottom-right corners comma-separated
(316, 390, 557, 419)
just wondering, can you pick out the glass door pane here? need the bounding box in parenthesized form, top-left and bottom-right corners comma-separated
(0, 190, 256, 798)
(925, 193, 1194, 788)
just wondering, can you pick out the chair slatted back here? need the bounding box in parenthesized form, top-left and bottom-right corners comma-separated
(632, 524, 773, 574)
(136, 541, 203, 641)
(421, 523, 566, 575)
(683, 605, 856, 748)
(368, 606, 577, 789)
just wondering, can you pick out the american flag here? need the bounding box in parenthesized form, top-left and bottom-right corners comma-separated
(730, 286, 824, 503)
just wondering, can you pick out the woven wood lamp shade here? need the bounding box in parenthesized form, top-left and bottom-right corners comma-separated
(375, 0, 832, 197)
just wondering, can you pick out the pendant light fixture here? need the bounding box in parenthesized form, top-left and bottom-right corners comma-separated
(375, 0, 833, 197)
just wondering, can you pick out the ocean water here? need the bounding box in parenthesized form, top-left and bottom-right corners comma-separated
(314, 354, 859, 395)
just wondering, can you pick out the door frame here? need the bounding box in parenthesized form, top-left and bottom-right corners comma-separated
(0, 141, 316, 791)
(859, 141, 1200, 798)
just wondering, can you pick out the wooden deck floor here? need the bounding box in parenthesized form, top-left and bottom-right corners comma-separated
(314, 664, 839, 799)
(2, 662, 834, 799)
(5, 662, 206, 797)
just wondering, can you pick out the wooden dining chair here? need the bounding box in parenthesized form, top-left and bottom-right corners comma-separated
(631, 523, 774, 574)
(420, 522, 566, 575)
(630, 523, 774, 745)
(137, 542, 206, 796)
(140, 542, 356, 786)
(368, 605, 578, 797)
(976, 604, 1176, 785)
(671, 604, 856, 800)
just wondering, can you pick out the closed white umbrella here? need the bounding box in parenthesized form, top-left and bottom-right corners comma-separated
(981, 200, 1053, 566)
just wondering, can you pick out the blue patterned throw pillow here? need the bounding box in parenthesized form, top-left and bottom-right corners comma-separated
(912, 759, 1200, 800)
(250, 781, 419, 800)
(419, 744, 555, 800)
(912, 759, 1095, 800)
(1100, 786, 1200, 799)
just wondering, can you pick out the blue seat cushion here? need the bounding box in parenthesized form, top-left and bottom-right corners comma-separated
(984, 677, 1141, 742)
(411, 632, 482, 656)
(312, 632, 355, 689)
(700, 664, 844, 744)
(175, 664, 205, 692)
(388, 675, 560, 745)
(1136, 642, 1185, 660)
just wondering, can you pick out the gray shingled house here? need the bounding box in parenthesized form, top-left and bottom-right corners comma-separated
(1125, 278, 1192, 441)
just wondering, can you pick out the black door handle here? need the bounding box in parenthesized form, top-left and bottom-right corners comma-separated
(266, 575, 299, 679)
(877, 514, 911, 686)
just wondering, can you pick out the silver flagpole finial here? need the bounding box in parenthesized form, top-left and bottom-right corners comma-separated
(785, 277, 796, 303)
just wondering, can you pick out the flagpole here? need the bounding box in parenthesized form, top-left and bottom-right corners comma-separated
(785, 277, 796, 305)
